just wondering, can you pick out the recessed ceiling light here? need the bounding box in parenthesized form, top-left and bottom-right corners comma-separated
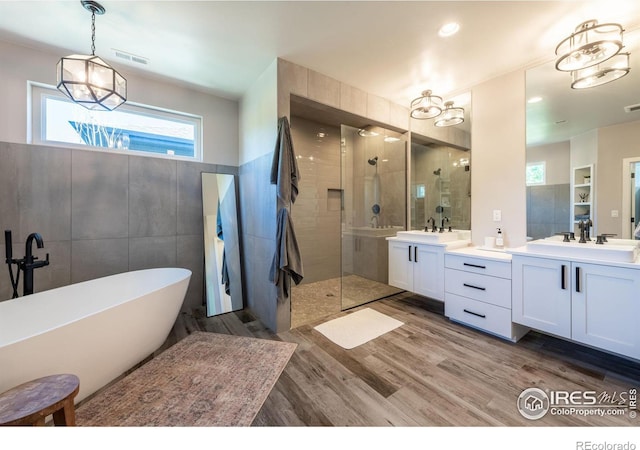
(438, 22, 460, 37)
(528, 96, 543, 104)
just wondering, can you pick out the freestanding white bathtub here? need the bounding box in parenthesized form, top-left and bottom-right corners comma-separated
(0, 267, 191, 402)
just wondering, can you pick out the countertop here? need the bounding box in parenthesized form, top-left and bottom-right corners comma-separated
(507, 244, 640, 270)
(446, 246, 512, 262)
(386, 236, 471, 249)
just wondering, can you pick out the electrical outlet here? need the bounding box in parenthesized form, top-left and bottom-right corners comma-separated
(611, 210, 619, 218)
(493, 210, 502, 222)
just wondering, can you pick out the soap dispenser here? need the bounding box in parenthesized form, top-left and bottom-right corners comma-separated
(496, 228, 504, 249)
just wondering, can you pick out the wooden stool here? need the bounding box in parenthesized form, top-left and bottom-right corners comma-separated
(0, 374, 80, 426)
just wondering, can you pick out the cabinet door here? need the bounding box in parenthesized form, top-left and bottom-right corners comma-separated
(388, 241, 413, 291)
(414, 244, 444, 300)
(512, 256, 571, 338)
(572, 263, 640, 360)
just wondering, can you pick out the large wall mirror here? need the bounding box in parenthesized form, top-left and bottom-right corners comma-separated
(410, 92, 471, 232)
(202, 173, 244, 316)
(526, 28, 640, 240)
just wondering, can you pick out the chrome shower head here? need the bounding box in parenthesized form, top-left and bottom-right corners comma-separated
(433, 168, 441, 176)
(368, 156, 378, 166)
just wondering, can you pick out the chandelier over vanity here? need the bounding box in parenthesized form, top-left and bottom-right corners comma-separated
(555, 19, 630, 89)
(410, 90, 464, 126)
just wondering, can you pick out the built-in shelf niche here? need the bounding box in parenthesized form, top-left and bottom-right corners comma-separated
(571, 164, 594, 235)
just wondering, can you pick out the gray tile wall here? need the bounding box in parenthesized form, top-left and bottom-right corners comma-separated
(238, 153, 279, 331)
(289, 116, 342, 285)
(0, 142, 236, 312)
(526, 184, 570, 240)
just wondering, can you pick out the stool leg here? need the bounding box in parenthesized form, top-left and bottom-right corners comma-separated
(52, 400, 76, 426)
(33, 417, 46, 426)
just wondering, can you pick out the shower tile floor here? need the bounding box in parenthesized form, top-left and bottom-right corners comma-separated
(290, 274, 403, 328)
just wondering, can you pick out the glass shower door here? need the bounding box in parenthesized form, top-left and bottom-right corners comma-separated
(340, 124, 406, 311)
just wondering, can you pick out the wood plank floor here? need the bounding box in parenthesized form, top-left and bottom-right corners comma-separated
(166, 292, 640, 427)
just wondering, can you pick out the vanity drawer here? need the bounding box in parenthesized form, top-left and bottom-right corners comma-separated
(445, 254, 511, 279)
(445, 268, 511, 308)
(445, 292, 513, 340)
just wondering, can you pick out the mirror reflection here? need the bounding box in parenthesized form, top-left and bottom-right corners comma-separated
(409, 91, 472, 233)
(526, 28, 640, 240)
(410, 136, 471, 232)
(202, 173, 243, 316)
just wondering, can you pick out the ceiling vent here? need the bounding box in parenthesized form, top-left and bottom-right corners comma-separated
(624, 103, 640, 113)
(113, 49, 149, 65)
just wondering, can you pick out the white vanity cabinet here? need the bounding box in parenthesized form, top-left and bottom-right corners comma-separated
(444, 248, 528, 342)
(511, 256, 571, 338)
(512, 254, 640, 360)
(388, 239, 445, 300)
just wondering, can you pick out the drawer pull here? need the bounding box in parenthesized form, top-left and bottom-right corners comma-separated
(463, 309, 486, 319)
(463, 262, 486, 269)
(561, 264, 567, 290)
(408, 245, 412, 262)
(575, 266, 582, 293)
(463, 283, 486, 291)
(414, 246, 418, 262)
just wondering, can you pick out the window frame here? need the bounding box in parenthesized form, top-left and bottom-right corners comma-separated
(28, 81, 203, 162)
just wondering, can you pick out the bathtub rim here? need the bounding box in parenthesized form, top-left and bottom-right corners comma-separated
(0, 267, 192, 348)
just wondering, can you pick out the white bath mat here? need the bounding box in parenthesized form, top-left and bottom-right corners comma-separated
(314, 307, 404, 349)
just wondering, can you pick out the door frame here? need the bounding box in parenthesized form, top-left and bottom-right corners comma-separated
(621, 156, 640, 239)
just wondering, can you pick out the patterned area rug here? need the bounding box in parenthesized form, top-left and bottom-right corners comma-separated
(76, 332, 296, 426)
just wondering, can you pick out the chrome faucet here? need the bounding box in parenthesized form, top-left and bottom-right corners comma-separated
(20, 232, 49, 296)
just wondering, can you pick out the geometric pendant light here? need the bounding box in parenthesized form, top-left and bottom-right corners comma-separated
(56, 1, 127, 111)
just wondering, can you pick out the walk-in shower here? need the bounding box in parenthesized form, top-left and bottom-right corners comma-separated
(288, 116, 405, 328)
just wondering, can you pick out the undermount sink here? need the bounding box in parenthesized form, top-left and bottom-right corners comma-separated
(526, 237, 640, 263)
(396, 229, 471, 243)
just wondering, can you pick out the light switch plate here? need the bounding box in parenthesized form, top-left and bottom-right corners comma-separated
(493, 210, 502, 221)
(611, 210, 619, 218)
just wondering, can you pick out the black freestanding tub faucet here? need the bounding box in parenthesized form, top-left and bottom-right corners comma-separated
(21, 232, 49, 296)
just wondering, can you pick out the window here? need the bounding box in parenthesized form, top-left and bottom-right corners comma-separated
(30, 82, 202, 161)
(526, 161, 546, 186)
(416, 184, 426, 199)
